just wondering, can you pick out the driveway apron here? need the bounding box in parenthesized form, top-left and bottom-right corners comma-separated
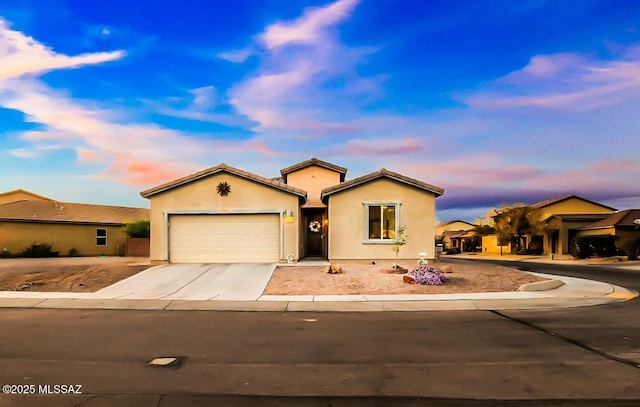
(91, 263, 276, 301)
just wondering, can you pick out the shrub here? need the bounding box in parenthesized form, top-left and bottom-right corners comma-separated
(18, 242, 59, 258)
(68, 248, 81, 257)
(123, 219, 150, 238)
(616, 235, 640, 260)
(445, 248, 460, 255)
(407, 265, 448, 285)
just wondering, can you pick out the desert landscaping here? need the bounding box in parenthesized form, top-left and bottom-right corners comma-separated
(0, 256, 545, 294)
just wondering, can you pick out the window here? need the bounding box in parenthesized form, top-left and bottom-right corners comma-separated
(96, 229, 107, 246)
(364, 203, 399, 242)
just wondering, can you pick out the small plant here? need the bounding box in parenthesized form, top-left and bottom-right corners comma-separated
(391, 225, 408, 269)
(407, 265, 448, 286)
(18, 242, 59, 258)
(616, 235, 640, 260)
(68, 248, 81, 257)
(123, 219, 150, 238)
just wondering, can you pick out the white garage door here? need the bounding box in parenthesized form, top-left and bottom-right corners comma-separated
(169, 214, 280, 263)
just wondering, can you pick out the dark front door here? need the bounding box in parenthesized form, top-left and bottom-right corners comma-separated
(305, 211, 324, 257)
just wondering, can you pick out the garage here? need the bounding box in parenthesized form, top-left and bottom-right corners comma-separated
(169, 214, 280, 263)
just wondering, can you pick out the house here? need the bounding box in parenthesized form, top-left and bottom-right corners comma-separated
(577, 209, 640, 258)
(482, 194, 617, 255)
(530, 195, 616, 255)
(0, 190, 149, 256)
(140, 158, 444, 264)
(435, 220, 477, 252)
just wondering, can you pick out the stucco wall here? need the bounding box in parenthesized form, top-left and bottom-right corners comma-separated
(146, 172, 301, 262)
(327, 179, 437, 261)
(285, 165, 340, 207)
(481, 235, 512, 255)
(0, 222, 127, 256)
(536, 199, 615, 219)
(0, 190, 51, 205)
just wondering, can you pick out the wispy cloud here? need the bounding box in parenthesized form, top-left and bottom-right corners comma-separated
(0, 18, 125, 80)
(224, 0, 383, 135)
(463, 43, 640, 111)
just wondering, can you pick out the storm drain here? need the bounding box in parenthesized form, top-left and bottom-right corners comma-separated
(145, 356, 186, 368)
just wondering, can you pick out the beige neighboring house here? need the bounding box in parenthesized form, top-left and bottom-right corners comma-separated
(0, 189, 149, 256)
(482, 194, 617, 255)
(140, 158, 444, 264)
(435, 220, 477, 252)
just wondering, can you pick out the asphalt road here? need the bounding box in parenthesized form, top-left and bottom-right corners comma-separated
(0, 259, 639, 407)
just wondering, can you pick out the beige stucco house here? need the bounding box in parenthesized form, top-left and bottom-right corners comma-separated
(140, 158, 444, 264)
(0, 189, 149, 257)
(482, 195, 616, 255)
(435, 220, 477, 252)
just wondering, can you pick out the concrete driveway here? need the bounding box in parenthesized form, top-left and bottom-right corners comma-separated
(92, 263, 277, 301)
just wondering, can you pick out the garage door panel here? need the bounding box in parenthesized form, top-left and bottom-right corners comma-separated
(169, 214, 279, 263)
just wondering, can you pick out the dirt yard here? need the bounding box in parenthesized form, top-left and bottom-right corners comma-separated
(0, 257, 150, 292)
(263, 259, 547, 295)
(0, 257, 546, 294)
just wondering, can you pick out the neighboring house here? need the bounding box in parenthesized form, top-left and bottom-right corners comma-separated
(530, 195, 617, 255)
(483, 195, 617, 255)
(0, 195, 149, 256)
(435, 220, 477, 252)
(577, 209, 640, 256)
(0, 188, 53, 205)
(140, 158, 444, 264)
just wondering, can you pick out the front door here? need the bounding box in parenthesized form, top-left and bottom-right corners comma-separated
(305, 211, 324, 257)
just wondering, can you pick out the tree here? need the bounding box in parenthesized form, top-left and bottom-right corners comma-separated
(391, 225, 408, 269)
(493, 204, 546, 254)
(123, 219, 150, 238)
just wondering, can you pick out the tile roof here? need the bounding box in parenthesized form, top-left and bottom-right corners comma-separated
(140, 163, 307, 199)
(528, 194, 617, 211)
(280, 157, 348, 181)
(321, 168, 445, 200)
(578, 209, 640, 230)
(436, 220, 474, 228)
(0, 200, 149, 225)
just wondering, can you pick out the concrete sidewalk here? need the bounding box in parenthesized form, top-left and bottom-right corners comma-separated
(0, 270, 636, 311)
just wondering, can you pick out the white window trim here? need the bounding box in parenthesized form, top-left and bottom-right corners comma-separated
(362, 201, 401, 244)
(96, 228, 107, 246)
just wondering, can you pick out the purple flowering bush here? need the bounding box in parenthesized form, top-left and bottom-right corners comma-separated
(407, 265, 448, 285)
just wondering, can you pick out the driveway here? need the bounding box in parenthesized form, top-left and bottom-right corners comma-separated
(92, 263, 277, 301)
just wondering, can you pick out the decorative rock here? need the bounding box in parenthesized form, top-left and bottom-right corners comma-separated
(403, 275, 417, 284)
(440, 265, 452, 273)
(325, 264, 343, 274)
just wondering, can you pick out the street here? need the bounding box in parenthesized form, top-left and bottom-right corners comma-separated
(0, 259, 639, 406)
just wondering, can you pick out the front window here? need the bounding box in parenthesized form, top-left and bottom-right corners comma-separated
(96, 229, 107, 246)
(365, 204, 398, 241)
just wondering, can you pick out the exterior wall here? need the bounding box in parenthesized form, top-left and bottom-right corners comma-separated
(285, 165, 341, 207)
(327, 179, 437, 261)
(577, 227, 616, 237)
(0, 190, 52, 205)
(147, 172, 300, 263)
(481, 235, 511, 255)
(0, 222, 127, 256)
(536, 199, 615, 219)
(436, 221, 474, 250)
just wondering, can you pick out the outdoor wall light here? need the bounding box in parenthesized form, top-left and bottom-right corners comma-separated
(284, 210, 294, 223)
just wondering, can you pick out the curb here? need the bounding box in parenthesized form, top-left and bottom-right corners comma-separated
(518, 279, 565, 292)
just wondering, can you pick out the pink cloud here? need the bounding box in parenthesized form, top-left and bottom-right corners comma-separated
(325, 138, 426, 157)
(76, 147, 98, 162)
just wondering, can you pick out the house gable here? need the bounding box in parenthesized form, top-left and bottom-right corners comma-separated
(0, 189, 53, 205)
(284, 165, 342, 208)
(529, 195, 616, 219)
(280, 157, 347, 183)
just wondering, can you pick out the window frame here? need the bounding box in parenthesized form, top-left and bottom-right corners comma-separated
(362, 201, 401, 244)
(96, 228, 107, 246)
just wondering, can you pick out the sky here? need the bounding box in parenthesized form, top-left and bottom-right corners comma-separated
(1, 0, 639, 223)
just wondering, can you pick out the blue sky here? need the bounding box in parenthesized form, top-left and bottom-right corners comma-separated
(1, 0, 639, 223)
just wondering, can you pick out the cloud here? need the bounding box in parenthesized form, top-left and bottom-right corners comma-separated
(259, 0, 359, 49)
(463, 43, 640, 112)
(323, 137, 426, 157)
(225, 0, 381, 135)
(0, 18, 125, 80)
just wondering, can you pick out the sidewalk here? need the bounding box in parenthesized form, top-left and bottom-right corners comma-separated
(0, 270, 636, 311)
